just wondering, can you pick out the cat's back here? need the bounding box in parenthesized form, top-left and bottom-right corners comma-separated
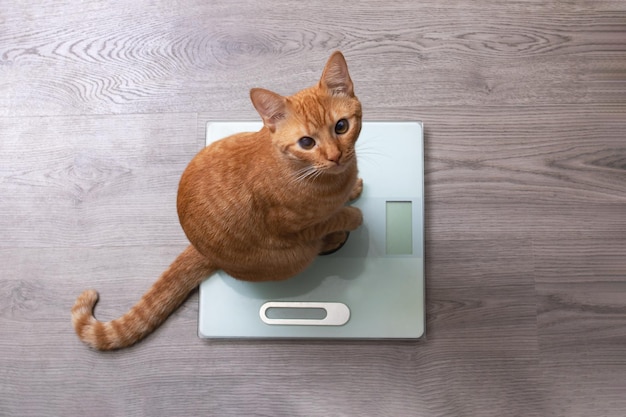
(177, 127, 294, 263)
(176, 128, 272, 235)
(181, 129, 271, 192)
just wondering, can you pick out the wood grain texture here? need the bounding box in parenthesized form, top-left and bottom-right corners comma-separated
(1, 243, 545, 417)
(536, 237, 626, 416)
(0, 113, 198, 247)
(1, 0, 626, 416)
(2, 1, 626, 117)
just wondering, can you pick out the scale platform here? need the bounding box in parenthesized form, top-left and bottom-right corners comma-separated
(198, 121, 424, 339)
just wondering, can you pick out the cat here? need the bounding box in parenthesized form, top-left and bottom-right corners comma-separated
(72, 51, 363, 350)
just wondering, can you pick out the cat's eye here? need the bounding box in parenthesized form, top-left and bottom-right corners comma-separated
(335, 119, 349, 135)
(298, 136, 316, 150)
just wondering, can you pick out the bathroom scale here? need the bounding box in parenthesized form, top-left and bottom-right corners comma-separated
(198, 121, 424, 339)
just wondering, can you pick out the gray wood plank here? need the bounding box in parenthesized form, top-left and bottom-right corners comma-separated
(2, 2, 626, 117)
(535, 237, 626, 284)
(426, 238, 534, 289)
(536, 237, 626, 417)
(0, 113, 199, 247)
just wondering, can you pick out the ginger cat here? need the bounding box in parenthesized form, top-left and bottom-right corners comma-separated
(72, 51, 363, 350)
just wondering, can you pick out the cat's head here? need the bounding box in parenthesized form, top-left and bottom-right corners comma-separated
(250, 51, 362, 175)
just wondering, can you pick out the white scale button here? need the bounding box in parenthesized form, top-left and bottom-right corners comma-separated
(259, 302, 350, 326)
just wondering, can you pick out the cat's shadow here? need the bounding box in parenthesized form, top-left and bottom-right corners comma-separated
(222, 224, 370, 300)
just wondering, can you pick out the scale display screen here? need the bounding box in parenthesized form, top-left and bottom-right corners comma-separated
(386, 201, 413, 255)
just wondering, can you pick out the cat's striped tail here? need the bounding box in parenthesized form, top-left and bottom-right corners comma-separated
(71, 245, 216, 350)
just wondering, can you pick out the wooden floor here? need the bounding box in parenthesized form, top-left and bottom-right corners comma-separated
(2, 1, 625, 416)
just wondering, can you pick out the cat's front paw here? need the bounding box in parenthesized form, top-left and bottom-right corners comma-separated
(319, 231, 351, 255)
(348, 178, 363, 201)
(342, 206, 363, 231)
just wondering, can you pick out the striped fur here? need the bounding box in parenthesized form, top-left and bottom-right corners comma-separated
(72, 245, 215, 350)
(72, 51, 363, 350)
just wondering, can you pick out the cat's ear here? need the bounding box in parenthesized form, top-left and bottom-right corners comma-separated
(250, 88, 287, 132)
(319, 51, 354, 97)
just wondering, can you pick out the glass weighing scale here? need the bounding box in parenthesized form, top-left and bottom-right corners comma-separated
(198, 121, 424, 339)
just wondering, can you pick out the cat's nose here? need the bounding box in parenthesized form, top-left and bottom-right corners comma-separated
(328, 150, 342, 164)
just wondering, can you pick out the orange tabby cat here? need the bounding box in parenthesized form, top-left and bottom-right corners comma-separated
(72, 51, 363, 350)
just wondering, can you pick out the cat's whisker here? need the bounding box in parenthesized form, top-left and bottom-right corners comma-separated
(356, 146, 388, 159)
(291, 166, 319, 184)
(292, 165, 312, 178)
(293, 165, 311, 175)
(356, 153, 382, 164)
(355, 147, 390, 168)
(295, 171, 311, 183)
(356, 150, 380, 159)
(309, 168, 324, 182)
(312, 168, 325, 182)
(303, 168, 319, 181)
